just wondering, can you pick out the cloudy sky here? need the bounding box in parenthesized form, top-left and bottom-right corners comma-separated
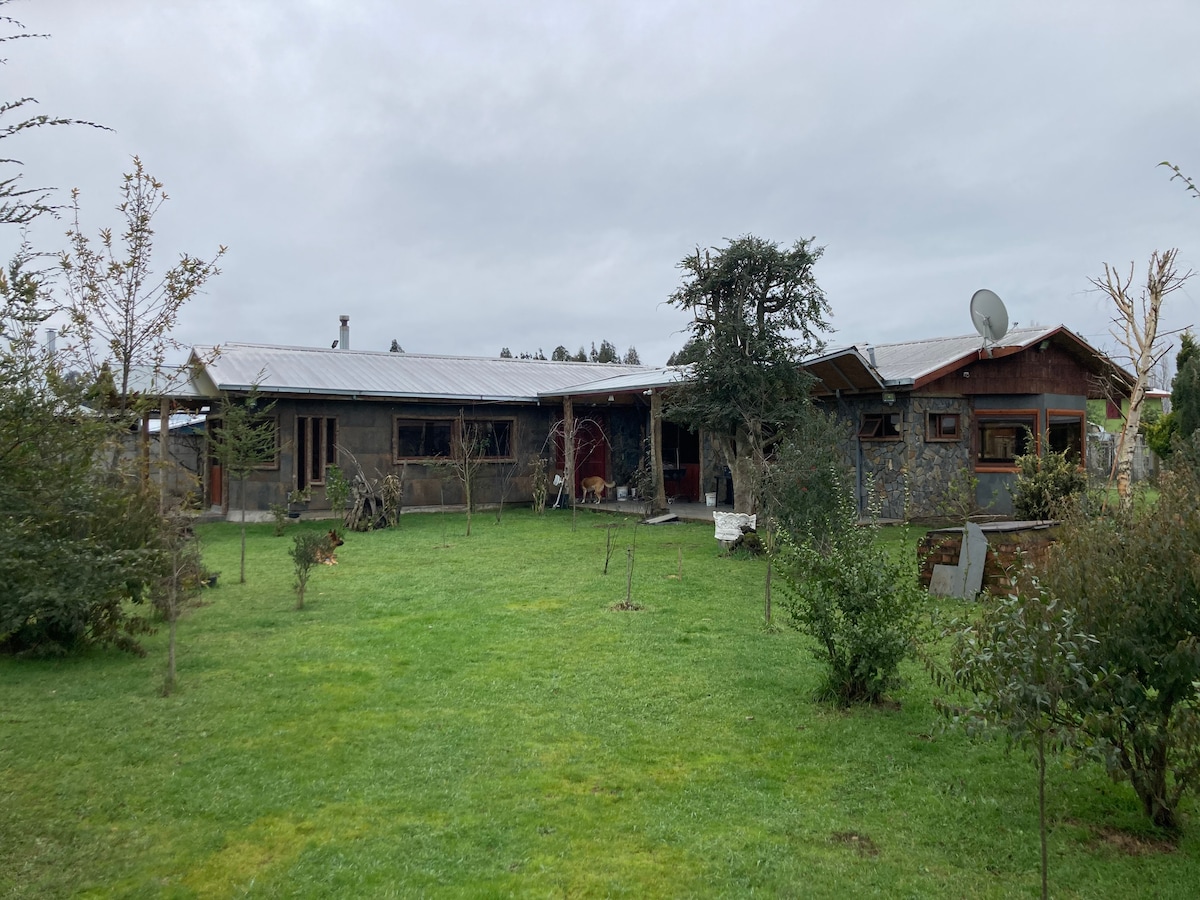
(6, 0, 1200, 369)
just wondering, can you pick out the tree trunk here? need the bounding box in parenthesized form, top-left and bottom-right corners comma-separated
(164, 601, 177, 697)
(239, 475, 247, 584)
(1038, 730, 1048, 900)
(719, 431, 758, 514)
(650, 391, 668, 512)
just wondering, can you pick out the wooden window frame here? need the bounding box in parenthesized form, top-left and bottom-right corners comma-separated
(207, 413, 281, 471)
(858, 411, 901, 441)
(925, 412, 961, 442)
(393, 416, 516, 463)
(394, 416, 455, 461)
(1046, 409, 1086, 462)
(470, 418, 515, 461)
(974, 409, 1037, 472)
(296, 415, 337, 489)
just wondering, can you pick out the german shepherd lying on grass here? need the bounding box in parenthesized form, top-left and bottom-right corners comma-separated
(316, 530, 345, 565)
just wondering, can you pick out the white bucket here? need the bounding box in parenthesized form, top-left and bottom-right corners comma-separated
(616, 486, 629, 501)
(705, 492, 717, 507)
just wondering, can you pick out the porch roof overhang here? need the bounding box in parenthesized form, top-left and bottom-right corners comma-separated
(538, 366, 689, 402)
(803, 348, 888, 396)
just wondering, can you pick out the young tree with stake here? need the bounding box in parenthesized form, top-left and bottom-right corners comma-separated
(209, 388, 277, 583)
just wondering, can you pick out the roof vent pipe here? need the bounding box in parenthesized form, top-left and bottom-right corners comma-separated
(339, 315, 350, 350)
(863, 343, 876, 367)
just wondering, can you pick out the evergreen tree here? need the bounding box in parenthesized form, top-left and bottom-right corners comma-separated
(1173, 331, 1200, 440)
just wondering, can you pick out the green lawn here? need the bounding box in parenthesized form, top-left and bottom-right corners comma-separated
(2, 509, 1197, 898)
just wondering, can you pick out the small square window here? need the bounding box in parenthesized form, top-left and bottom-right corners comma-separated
(859, 412, 901, 440)
(927, 413, 960, 441)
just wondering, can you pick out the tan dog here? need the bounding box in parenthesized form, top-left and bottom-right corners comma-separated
(316, 530, 345, 565)
(580, 476, 616, 504)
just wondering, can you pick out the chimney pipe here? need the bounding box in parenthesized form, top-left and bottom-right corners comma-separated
(46, 328, 57, 358)
(339, 315, 350, 350)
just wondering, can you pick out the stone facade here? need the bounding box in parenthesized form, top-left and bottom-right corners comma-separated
(824, 394, 972, 521)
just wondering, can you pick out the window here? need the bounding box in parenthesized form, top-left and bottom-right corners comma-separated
(394, 417, 516, 461)
(472, 419, 513, 459)
(859, 412, 900, 440)
(976, 412, 1036, 468)
(207, 414, 280, 470)
(396, 418, 453, 459)
(926, 412, 960, 441)
(1047, 411, 1084, 459)
(296, 416, 337, 489)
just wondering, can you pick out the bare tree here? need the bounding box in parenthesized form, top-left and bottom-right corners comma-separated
(208, 387, 278, 583)
(439, 411, 488, 536)
(1091, 249, 1192, 505)
(1, 2, 109, 226)
(59, 157, 225, 413)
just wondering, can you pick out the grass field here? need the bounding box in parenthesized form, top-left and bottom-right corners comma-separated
(2, 509, 1197, 897)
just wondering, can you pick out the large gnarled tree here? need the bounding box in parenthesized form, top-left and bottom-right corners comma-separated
(665, 235, 831, 513)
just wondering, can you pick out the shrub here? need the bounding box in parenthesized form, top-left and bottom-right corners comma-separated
(0, 469, 163, 657)
(1042, 462, 1200, 829)
(324, 464, 351, 520)
(290, 531, 332, 609)
(935, 571, 1094, 898)
(1011, 445, 1087, 520)
(777, 491, 921, 705)
(758, 410, 851, 544)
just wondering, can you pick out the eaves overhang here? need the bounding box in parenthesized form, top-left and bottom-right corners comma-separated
(803, 348, 887, 395)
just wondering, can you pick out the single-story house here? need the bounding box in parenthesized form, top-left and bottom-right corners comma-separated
(179, 320, 1132, 521)
(805, 325, 1134, 518)
(186, 331, 675, 515)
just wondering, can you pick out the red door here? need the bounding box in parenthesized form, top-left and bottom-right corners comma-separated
(573, 417, 608, 495)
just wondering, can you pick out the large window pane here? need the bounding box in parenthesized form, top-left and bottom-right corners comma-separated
(396, 419, 453, 458)
(1047, 412, 1084, 458)
(977, 414, 1036, 466)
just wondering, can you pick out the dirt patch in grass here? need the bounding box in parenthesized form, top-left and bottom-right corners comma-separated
(1091, 826, 1178, 856)
(830, 831, 879, 856)
(610, 600, 644, 611)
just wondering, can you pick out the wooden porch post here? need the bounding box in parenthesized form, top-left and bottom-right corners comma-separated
(564, 398, 575, 508)
(649, 390, 667, 511)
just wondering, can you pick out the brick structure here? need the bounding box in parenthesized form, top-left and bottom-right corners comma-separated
(918, 521, 1060, 594)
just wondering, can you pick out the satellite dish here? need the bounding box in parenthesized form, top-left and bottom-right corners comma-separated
(970, 289, 1009, 344)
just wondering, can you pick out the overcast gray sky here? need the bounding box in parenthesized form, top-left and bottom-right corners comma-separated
(6, 0, 1200, 368)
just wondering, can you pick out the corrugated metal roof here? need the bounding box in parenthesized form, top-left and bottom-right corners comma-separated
(809, 325, 1133, 392)
(194, 343, 656, 402)
(538, 366, 689, 398)
(123, 363, 212, 400)
(859, 326, 1060, 383)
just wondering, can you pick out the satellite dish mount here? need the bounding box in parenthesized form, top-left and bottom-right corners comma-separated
(969, 289, 1009, 357)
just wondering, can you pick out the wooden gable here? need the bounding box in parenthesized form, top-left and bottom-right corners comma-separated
(919, 342, 1118, 399)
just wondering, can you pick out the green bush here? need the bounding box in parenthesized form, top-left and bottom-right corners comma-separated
(777, 491, 920, 705)
(1011, 445, 1087, 520)
(289, 530, 332, 609)
(1043, 461, 1200, 829)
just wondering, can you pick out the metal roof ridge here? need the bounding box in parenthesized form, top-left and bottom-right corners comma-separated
(204, 342, 655, 368)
